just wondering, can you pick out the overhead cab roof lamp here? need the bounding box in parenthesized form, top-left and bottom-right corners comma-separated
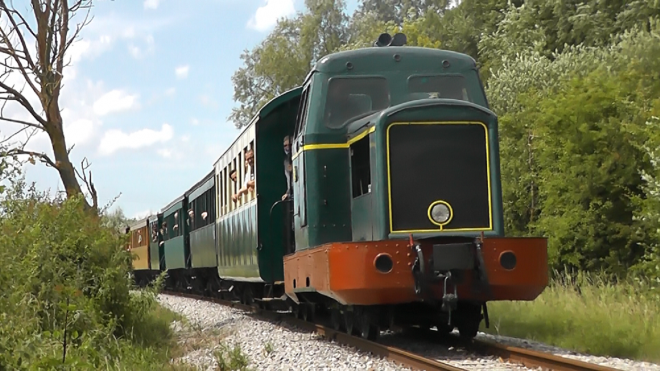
(374, 32, 407, 47)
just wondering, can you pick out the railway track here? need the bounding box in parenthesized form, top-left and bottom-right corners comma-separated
(160, 290, 621, 371)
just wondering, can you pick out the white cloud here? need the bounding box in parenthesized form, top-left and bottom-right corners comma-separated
(181, 135, 191, 143)
(98, 123, 174, 156)
(144, 0, 160, 10)
(66, 14, 174, 66)
(128, 35, 155, 59)
(247, 0, 295, 32)
(175, 65, 189, 79)
(190, 118, 199, 126)
(64, 118, 98, 149)
(165, 87, 176, 96)
(93, 89, 140, 116)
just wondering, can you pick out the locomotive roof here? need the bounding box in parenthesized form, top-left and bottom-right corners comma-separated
(311, 46, 477, 75)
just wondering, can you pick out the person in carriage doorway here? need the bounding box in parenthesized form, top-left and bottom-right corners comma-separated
(282, 135, 293, 201)
(282, 135, 295, 254)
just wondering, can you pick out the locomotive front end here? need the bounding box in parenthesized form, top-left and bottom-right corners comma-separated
(360, 87, 548, 336)
(385, 118, 493, 237)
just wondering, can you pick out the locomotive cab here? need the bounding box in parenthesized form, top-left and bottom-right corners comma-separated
(291, 33, 502, 247)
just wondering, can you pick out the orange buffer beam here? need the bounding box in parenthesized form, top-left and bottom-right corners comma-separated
(283, 237, 548, 306)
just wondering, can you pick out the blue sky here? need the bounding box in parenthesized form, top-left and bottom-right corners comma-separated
(6, 0, 359, 219)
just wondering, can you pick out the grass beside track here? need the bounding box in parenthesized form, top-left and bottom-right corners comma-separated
(480, 270, 660, 363)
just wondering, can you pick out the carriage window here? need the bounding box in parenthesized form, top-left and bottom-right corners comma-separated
(216, 173, 221, 218)
(188, 203, 195, 228)
(151, 221, 158, 242)
(222, 167, 228, 215)
(324, 77, 389, 129)
(190, 186, 215, 231)
(407, 75, 470, 101)
(350, 134, 371, 198)
(245, 141, 255, 202)
(235, 159, 243, 211)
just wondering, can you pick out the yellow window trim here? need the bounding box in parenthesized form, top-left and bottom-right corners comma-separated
(291, 126, 376, 160)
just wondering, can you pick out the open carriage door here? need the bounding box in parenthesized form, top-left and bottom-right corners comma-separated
(292, 81, 312, 251)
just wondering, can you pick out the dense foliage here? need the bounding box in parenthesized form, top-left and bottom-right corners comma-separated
(0, 172, 172, 370)
(229, 0, 660, 280)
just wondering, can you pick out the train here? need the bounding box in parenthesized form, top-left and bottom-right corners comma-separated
(126, 32, 549, 340)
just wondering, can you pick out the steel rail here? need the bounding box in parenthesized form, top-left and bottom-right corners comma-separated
(161, 290, 622, 371)
(162, 290, 466, 371)
(470, 339, 622, 371)
(403, 327, 623, 371)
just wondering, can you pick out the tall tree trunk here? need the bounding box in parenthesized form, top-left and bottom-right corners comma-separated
(47, 119, 84, 200)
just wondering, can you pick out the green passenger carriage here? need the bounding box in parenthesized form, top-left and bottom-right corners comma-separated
(185, 170, 218, 291)
(212, 88, 301, 300)
(161, 195, 189, 287)
(148, 214, 164, 272)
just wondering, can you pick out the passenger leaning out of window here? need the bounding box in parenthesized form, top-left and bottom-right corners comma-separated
(233, 149, 255, 202)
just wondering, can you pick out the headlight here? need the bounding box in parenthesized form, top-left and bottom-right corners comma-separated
(430, 203, 451, 224)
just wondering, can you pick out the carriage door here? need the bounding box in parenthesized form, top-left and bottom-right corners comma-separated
(292, 84, 311, 245)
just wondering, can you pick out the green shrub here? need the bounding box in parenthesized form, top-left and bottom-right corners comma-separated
(0, 178, 174, 370)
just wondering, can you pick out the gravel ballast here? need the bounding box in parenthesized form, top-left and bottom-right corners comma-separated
(157, 294, 658, 371)
(158, 294, 405, 370)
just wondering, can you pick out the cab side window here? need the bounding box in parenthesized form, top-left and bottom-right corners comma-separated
(323, 77, 389, 129)
(294, 87, 310, 142)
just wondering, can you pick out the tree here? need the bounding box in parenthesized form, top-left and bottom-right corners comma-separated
(229, 18, 310, 128)
(101, 206, 137, 234)
(354, 0, 450, 26)
(229, 0, 349, 128)
(0, 0, 98, 212)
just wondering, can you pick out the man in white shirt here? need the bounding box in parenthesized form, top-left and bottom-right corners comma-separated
(282, 135, 293, 201)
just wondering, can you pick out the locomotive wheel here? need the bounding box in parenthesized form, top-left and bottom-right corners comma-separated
(457, 322, 479, 339)
(457, 303, 482, 339)
(357, 310, 379, 341)
(330, 308, 342, 331)
(343, 310, 355, 335)
(302, 304, 310, 321)
(290, 302, 304, 319)
(288, 302, 297, 317)
(190, 277, 202, 293)
(305, 304, 316, 322)
(435, 323, 453, 334)
(456, 315, 480, 339)
(241, 287, 254, 306)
